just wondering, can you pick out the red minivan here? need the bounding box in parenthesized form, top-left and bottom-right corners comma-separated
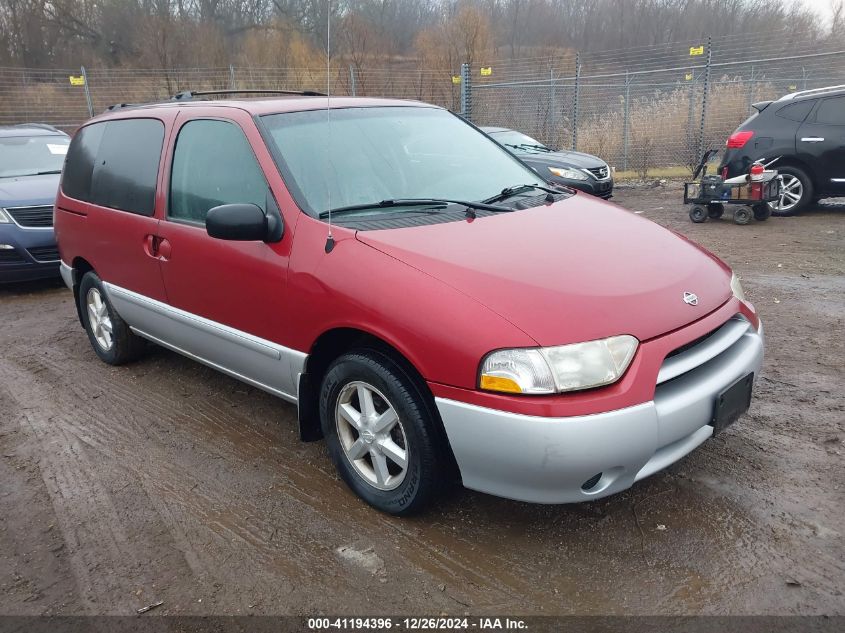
(55, 94, 764, 514)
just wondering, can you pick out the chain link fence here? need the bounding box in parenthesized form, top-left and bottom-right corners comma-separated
(1, 29, 843, 176)
(0, 64, 459, 132)
(469, 30, 845, 176)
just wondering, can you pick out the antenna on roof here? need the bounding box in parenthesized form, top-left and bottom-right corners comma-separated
(324, 0, 335, 254)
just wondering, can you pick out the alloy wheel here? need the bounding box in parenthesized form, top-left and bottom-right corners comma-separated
(86, 287, 114, 351)
(335, 381, 409, 491)
(773, 174, 803, 212)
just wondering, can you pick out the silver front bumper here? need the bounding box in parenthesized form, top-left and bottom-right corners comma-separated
(436, 318, 764, 504)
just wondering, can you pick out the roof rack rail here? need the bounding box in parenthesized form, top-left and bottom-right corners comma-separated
(104, 89, 327, 113)
(106, 102, 144, 111)
(171, 89, 326, 101)
(779, 84, 845, 101)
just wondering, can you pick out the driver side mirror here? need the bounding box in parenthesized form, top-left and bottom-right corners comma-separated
(206, 203, 269, 241)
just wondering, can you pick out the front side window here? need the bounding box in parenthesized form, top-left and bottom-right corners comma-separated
(260, 107, 543, 218)
(169, 120, 267, 224)
(0, 134, 69, 178)
(815, 96, 845, 125)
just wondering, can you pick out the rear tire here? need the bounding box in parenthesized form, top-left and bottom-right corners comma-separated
(770, 166, 813, 216)
(753, 203, 771, 221)
(689, 206, 707, 223)
(78, 272, 146, 365)
(319, 350, 449, 515)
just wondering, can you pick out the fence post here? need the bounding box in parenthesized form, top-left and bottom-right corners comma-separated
(571, 52, 581, 150)
(549, 67, 556, 144)
(229, 65, 236, 90)
(746, 65, 755, 108)
(80, 66, 94, 118)
(622, 71, 631, 172)
(696, 35, 713, 163)
(460, 63, 471, 121)
(802, 66, 808, 90)
(349, 65, 357, 96)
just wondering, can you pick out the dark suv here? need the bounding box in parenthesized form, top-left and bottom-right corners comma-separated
(719, 85, 845, 215)
(0, 124, 69, 282)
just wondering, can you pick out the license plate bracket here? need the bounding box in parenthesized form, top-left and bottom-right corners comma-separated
(712, 373, 754, 435)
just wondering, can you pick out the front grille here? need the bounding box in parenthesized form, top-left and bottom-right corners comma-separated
(0, 249, 25, 263)
(665, 326, 720, 360)
(27, 245, 60, 262)
(587, 166, 610, 180)
(657, 316, 752, 385)
(6, 205, 54, 228)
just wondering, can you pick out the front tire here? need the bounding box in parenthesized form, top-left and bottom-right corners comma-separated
(689, 206, 708, 223)
(78, 272, 145, 365)
(770, 166, 813, 216)
(320, 351, 448, 515)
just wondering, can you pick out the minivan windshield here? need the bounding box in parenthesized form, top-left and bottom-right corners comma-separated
(261, 106, 545, 217)
(0, 134, 69, 178)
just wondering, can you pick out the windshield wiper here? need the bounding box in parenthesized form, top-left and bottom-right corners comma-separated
(507, 143, 550, 153)
(318, 198, 509, 219)
(482, 184, 563, 205)
(36, 169, 62, 175)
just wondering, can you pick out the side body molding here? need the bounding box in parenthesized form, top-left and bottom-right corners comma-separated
(103, 283, 306, 402)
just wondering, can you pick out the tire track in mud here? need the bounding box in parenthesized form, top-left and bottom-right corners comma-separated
(1, 328, 545, 611)
(0, 367, 191, 613)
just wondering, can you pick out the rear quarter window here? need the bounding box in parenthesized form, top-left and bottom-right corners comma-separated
(775, 100, 815, 122)
(62, 123, 105, 202)
(63, 118, 164, 216)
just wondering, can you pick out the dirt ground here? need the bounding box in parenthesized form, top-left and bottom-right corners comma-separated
(1, 185, 843, 617)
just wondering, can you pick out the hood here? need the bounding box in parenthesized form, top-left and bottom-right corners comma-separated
(0, 173, 61, 206)
(517, 148, 606, 171)
(357, 198, 732, 346)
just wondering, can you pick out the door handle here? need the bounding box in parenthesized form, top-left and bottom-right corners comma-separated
(800, 137, 825, 142)
(143, 234, 158, 259)
(156, 238, 172, 261)
(143, 235, 172, 261)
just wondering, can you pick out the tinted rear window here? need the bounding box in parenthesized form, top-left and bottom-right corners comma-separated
(63, 118, 164, 216)
(776, 100, 815, 122)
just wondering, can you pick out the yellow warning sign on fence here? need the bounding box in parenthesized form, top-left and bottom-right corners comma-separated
(480, 67, 492, 76)
(69, 75, 85, 86)
(689, 45, 704, 56)
(685, 73, 694, 80)
(451, 75, 461, 84)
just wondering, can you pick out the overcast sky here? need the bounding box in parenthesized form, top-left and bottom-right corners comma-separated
(799, 0, 839, 23)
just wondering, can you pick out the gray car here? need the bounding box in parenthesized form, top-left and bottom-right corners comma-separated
(0, 124, 69, 282)
(482, 127, 613, 199)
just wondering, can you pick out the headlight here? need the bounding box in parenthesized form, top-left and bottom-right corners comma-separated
(730, 273, 746, 302)
(479, 335, 639, 395)
(0, 208, 11, 223)
(548, 166, 587, 181)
